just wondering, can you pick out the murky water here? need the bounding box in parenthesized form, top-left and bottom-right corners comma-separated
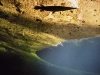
(36, 36, 100, 73)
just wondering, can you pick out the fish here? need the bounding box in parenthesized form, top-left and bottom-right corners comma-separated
(34, 5, 77, 13)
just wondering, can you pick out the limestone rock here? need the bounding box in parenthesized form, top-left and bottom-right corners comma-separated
(0, 0, 100, 51)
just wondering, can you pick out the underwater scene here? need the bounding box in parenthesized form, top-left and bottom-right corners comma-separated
(36, 36, 100, 75)
(1, 37, 100, 75)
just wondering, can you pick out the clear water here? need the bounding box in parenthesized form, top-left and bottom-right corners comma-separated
(36, 36, 100, 73)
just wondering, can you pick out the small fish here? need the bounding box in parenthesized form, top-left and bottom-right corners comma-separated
(34, 5, 77, 13)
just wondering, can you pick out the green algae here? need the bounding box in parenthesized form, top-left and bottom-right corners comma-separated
(0, 10, 99, 75)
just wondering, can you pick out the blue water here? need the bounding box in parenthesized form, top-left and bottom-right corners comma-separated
(36, 36, 100, 73)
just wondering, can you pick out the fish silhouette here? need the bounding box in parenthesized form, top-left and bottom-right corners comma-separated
(34, 5, 77, 13)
